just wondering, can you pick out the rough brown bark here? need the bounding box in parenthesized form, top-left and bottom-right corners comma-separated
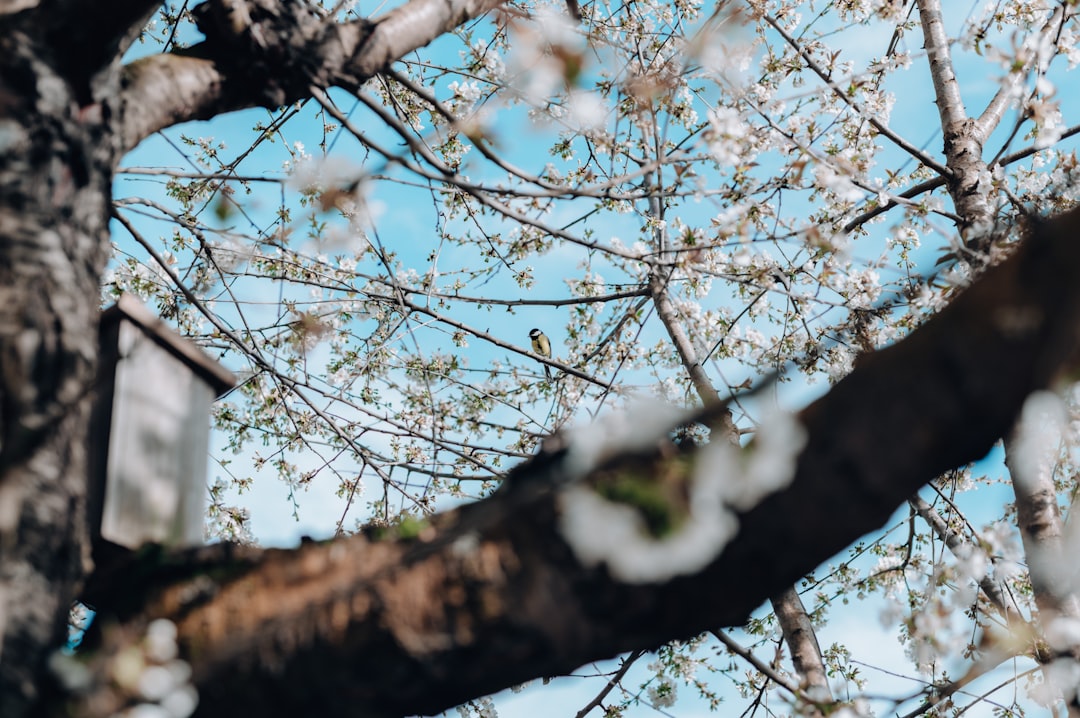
(0, 19, 114, 717)
(114, 0, 509, 154)
(917, 0, 995, 245)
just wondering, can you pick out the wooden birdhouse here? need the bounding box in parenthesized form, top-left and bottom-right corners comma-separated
(88, 295, 235, 552)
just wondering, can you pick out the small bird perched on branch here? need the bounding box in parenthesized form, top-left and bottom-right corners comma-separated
(529, 328, 552, 380)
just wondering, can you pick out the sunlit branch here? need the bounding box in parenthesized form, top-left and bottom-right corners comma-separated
(974, 5, 1066, 141)
(643, 173, 730, 402)
(117, 168, 287, 183)
(842, 122, 1080, 233)
(917, 0, 966, 131)
(841, 177, 948, 233)
(916, 0, 1002, 241)
(1004, 430, 1080, 656)
(990, 123, 1080, 170)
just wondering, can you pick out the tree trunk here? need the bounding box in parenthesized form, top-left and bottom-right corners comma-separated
(0, 20, 113, 714)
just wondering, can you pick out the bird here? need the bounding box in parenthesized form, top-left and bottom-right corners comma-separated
(529, 328, 552, 380)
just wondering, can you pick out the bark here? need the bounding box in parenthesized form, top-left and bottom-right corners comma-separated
(1005, 434, 1080, 637)
(1007, 450, 1080, 621)
(113, 0, 509, 154)
(770, 589, 828, 702)
(917, 0, 995, 245)
(0, 13, 119, 715)
(1005, 439, 1080, 716)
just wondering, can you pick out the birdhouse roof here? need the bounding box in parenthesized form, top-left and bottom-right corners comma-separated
(101, 294, 237, 396)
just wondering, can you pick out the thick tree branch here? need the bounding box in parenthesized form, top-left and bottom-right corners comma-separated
(113, 0, 509, 156)
(113, 53, 229, 154)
